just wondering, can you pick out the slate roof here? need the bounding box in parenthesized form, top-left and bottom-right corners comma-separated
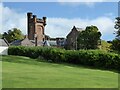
(11, 37, 34, 46)
(0, 38, 9, 47)
(10, 40, 22, 46)
(67, 26, 84, 37)
(48, 40, 57, 46)
(30, 40, 57, 46)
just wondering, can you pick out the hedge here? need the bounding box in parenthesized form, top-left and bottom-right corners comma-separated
(8, 46, 120, 71)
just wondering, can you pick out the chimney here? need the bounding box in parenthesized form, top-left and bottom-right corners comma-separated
(33, 15, 37, 23)
(43, 17, 47, 26)
(27, 12, 32, 19)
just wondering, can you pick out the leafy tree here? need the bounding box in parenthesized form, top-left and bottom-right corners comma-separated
(2, 28, 24, 43)
(111, 17, 120, 52)
(115, 17, 120, 37)
(77, 25, 101, 49)
(111, 39, 120, 51)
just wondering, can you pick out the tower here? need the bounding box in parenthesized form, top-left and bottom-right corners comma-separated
(27, 12, 47, 43)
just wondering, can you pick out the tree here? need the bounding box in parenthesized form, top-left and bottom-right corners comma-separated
(2, 28, 24, 43)
(77, 25, 101, 49)
(111, 39, 120, 51)
(111, 17, 120, 52)
(100, 40, 112, 51)
(115, 17, 120, 38)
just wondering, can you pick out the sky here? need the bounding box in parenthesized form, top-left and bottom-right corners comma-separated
(0, 1, 119, 41)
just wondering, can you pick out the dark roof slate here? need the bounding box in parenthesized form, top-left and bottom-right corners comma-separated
(0, 39, 9, 46)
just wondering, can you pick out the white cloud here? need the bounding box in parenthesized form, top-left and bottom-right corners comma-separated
(2, 6, 27, 34)
(45, 17, 116, 40)
(1, 6, 116, 41)
(58, 2, 95, 7)
(0, 3, 2, 33)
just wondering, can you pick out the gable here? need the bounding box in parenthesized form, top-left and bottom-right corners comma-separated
(67, 28, 79, 38)
(21, 38, 33, 46)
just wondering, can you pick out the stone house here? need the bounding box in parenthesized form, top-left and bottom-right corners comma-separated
(66, 26, 84, 50)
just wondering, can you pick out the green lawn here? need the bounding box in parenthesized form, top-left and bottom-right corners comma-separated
(2, 55, 118, 88)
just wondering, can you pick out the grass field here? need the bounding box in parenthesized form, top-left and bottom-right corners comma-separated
(2, 55, 118, 88)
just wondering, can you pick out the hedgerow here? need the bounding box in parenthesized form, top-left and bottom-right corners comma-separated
(8, 46, 120, 70)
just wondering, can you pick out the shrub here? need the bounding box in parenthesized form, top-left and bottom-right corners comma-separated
(8, 46, 120, 71)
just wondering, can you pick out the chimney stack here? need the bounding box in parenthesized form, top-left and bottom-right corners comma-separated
(27, 12, 32, 19)
(33, 15, 37, 23)
(43, 17, 47, 26)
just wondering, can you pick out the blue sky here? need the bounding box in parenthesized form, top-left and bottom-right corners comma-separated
(1, 2, 119, 41)
(3, 2, 117, 19)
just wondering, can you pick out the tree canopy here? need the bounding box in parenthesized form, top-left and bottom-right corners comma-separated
(111, 17, 120, 52)
(2, 28, 24, 43)
(77, 26, 101, 49)
(115, 17, 120, 38)
(100, 40, 112, 51)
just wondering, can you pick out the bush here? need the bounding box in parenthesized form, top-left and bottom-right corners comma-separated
(8, 46, 120, 71)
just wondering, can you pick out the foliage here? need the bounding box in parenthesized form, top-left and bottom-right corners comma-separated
(99, 40, 112, 51)
(115, 17, 120, 37)
(8, 46, 120, 71)
(2, 28, 24, 43)
(111, 39, 120, 52)
(77, 25, 101, 49)
(111, 17, 120, 52)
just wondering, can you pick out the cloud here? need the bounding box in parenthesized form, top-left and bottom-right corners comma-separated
(2, 6, 27, 34)
(1, 6, 116, 41)
(58, 0, 119, 7)
(0, 3, 2, 33)
(58, 2, 95, 7)
(46, 17, 116, 40)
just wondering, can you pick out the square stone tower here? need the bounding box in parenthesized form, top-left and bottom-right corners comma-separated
(27, 12, 46, 42)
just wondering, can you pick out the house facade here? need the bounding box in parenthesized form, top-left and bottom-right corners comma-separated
(66, 26, 83, 50)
